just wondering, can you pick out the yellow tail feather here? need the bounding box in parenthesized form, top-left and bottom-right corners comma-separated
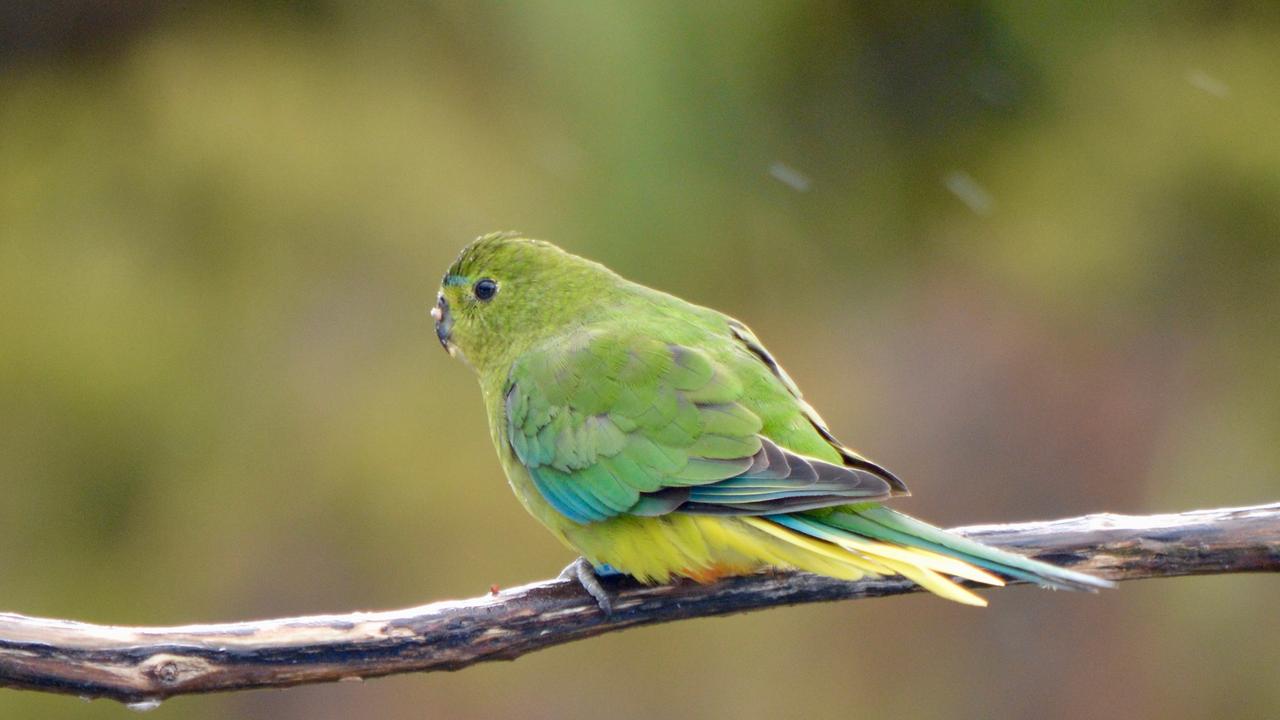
(740, 516, 997, 606)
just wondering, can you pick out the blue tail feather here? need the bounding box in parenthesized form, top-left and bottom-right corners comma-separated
(819, 507, 1114, 592)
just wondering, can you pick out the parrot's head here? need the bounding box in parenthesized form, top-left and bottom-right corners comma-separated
(433, 232, 620, 374)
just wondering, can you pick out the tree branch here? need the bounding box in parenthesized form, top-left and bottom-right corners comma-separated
(2, 503, 1277, 706)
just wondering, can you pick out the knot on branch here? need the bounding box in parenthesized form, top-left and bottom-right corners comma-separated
(140, 654, 209, 687)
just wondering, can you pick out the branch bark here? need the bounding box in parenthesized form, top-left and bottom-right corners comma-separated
(2, 503, 1277, 706)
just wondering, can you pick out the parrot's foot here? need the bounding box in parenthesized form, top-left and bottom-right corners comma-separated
(558, 557, 615, 615)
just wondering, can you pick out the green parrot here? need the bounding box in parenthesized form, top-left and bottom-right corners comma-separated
(432, 232, 1112, 609)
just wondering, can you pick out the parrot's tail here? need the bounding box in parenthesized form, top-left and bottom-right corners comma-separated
(742, 507, 1114, 606)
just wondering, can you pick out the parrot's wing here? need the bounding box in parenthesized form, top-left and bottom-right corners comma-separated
(505, 328, 895, 524)
(727, 319, 910, 495)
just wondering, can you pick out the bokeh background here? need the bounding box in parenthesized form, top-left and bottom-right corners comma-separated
(2, 2, 1278, 718)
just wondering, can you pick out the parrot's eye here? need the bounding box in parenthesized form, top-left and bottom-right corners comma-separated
(473, 278, 498, 301)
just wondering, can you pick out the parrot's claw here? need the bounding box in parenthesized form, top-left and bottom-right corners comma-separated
(558, 557, 615, 615)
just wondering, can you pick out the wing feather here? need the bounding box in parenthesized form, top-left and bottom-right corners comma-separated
(506, 328, 894, 524)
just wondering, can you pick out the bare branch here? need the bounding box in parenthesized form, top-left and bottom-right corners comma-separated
(2, 503, 1277, 706)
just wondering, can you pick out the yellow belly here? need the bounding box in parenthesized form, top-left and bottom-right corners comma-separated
(560, 513, 871, 584)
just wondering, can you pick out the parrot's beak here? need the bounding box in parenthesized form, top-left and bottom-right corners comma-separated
(432, 293, 453, 351)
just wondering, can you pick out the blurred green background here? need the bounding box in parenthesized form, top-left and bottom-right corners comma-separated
(2, 2, 1278, 718)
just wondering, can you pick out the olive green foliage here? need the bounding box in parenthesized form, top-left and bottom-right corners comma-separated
(1, 2, 1277, 718)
